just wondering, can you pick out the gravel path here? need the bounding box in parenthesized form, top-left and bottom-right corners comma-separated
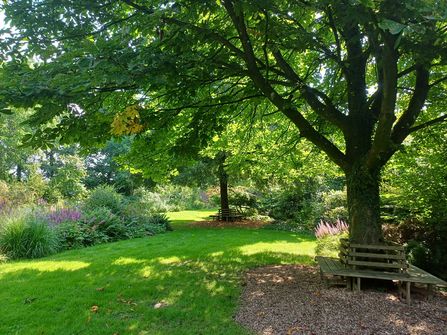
(235, 265, 447, 335)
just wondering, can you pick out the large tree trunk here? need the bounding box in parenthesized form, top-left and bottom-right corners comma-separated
(346, 162, 383, 244)
(218, 157, 229, 212)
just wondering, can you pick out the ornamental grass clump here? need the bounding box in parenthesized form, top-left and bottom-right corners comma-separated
(0, 214, 59, 259)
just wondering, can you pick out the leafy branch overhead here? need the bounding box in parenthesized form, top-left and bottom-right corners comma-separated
(0, 0, 446, 243)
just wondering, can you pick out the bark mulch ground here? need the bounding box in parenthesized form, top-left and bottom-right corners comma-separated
(235, 265, 447, 335)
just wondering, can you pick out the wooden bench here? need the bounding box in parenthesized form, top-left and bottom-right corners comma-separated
(209, 208, 243, 221)
(316, 239, 447, 304)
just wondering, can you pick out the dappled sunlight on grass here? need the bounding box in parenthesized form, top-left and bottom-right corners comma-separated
(238, 240, 315, 256)
(157, 256, 182, 264)
(112, 257, 146, 266)
(139, 265, 154, 278)
(0, 260, 90, 276)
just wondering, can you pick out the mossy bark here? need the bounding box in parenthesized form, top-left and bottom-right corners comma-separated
(346, 163, 383, 244)
(217, 153, 229, 212)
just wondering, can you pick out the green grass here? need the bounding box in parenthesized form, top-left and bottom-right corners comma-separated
(166, 209, 216, 229)
(0, 210, 316, 335)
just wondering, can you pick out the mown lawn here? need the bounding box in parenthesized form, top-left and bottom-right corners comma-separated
(0, 211, 316, 335)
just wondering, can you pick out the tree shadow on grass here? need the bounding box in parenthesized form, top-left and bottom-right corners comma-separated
(0, 229, 315, 335)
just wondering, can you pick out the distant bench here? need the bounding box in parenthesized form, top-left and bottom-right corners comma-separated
(316, 239, 447, 304)
(210, 208, 243, 222)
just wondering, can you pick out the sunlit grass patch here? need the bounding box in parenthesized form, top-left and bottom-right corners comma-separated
(0, 211, 316, 335)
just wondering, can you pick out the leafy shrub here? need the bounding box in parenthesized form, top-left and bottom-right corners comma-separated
(320, 189, 348, 223)
(0, 215, 59, 259)
(263, 219, 308, 233)
(406, 240, 431, 269)
(145, 213, 173, 231)
(384, 217, 447, 280)
(55, 221, 88, 250)
(126, 216, 167, 238)
(228, 186, 259, 214)
(158, 185, 204, 211)
(84, 185, 123, 213)
(0, 253, 7, 263)
(130, 187, 172, 214)
(259, 182, 322, 230)
(83, 207, 127, 241)
(315, 233, 348, 257)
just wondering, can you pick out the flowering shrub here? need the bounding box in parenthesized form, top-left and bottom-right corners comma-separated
(315, 219, 349, 257)
(315, 219, 349, 239)
(46, 208, 82, 225)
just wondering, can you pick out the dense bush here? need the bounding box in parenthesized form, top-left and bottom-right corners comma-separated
(263, 219, 306, 233)
(84, 185, 123, 213)
(126, 215, 170, 237)
(83, 207, 128, 242)
(315, 233, 348, 258)
(228, 186, 259, 215)
(320, 189, 348, 223)
(259, 182, 322, 230)
(384, 217, 447, 279)
(55, 221, 89, 250)
(0, 214, 59, 259)
(131, 187, 171, 213)
(144, 213, 173, 231)
(157, 185, 209, 210)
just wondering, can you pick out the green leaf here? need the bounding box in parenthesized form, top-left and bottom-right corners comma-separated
(0, 108, 13, 115)
(378, 19, 406, 35)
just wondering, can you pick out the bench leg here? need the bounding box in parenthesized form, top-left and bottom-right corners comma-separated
(319, 269, 328, 288)
(427, 284, 433, 298)
(406, 281, 411, 305)
(356, 277, 361, 292)
(346, 277, 352, 290)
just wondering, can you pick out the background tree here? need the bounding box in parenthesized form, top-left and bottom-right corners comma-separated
(84, 138, 146, 195)
(1, 0, 447, 242)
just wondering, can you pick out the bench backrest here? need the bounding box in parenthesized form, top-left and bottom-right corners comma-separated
(218, 208, 239, 215)
(339, 239, 408, 273)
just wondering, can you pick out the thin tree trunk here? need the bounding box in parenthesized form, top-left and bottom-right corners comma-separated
(218, 157, 229, 213)
(16, 164, 23, 182)
(346, 163, 383, 244)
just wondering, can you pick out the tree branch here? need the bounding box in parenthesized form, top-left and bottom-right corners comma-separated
(409, 114, 447, 133)
(429, 75, 447, 88)
(391, 66, 430, 144)
(222, 1, 348, 171)
(272, 50, 348, 132)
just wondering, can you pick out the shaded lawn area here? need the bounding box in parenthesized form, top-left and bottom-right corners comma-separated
(0, 211, 316, 335)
